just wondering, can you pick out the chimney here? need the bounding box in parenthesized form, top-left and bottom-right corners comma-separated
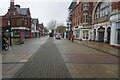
(10, 0, 14, 8)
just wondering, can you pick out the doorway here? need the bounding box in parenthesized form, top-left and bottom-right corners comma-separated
(107, 27, 111, 43)
(98, 26, 105, 42)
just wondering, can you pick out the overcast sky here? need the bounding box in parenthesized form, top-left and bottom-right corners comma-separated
(0, 0, 72, 28)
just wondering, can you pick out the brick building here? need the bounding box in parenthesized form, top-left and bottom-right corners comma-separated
(0, 0, 31, 38)
(72, 1, 93, 40)
(39, 23, 44, 36)
(70, 0, 120, 47)
(56, 26, 66, 37)
(66, 2, 73, 38)
(31, 18, 40, 37)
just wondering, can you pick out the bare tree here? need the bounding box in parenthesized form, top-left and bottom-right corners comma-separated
(47, 20, 57, 30)
(57, 22, 64, 27)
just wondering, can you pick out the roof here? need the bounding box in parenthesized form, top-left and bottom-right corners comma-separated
(14, 5, 29, 15)
(68, 2, 73, 9)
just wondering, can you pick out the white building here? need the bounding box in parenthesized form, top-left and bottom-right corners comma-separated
(110, 10, 120, 47)
(91, 2, 112, 43)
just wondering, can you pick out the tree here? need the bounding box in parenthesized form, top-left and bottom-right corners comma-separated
(57, 22, 64, 27)
(47, 20, 57, 30)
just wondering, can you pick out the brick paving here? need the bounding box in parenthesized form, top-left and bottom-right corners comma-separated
(56, 39, 119, 78)
(74, 40, 120, 57)
(14, 38, 71, 78)
(2, 37, 48, 78)
(61, 54, 118, 64)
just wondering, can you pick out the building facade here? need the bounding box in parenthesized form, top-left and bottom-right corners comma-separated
(31, 18, 40, 37)
(70, 0, 120, 47)
(72, 1, 93, 40)
(66, 2, 73, 38)
(39, 23, 44, 36)
(91, 2, 112, 43)
(0, 0, 31, 38)
(92, 2, 120, 47)
(110, 2, 120, 47)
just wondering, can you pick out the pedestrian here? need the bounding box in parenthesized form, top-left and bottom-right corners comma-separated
(72, 35, 74, 42)
(69, 35, 71, 40)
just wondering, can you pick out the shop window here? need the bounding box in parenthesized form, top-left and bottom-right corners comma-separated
(14, 30, 19, 37)
(26, 31, 30, 37)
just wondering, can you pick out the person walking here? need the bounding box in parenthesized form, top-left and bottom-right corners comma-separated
(69, 35, 71, 40)
(72, 35, 74, 42)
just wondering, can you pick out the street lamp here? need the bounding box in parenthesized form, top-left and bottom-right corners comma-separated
(9, 6, 12, 46)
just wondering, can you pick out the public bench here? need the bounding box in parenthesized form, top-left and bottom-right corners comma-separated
(15, 38, 24, 45)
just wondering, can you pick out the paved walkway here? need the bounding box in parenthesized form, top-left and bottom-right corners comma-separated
(2, 37, 48, 78)
(74, 40, 120, 57)
(1, 37, 119, 79)
(56, 39, 119, 78)
(13, 38, 71, 78)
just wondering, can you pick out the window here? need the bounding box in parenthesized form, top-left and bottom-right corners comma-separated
(8, 21, 10, 26)
(118, 29, 120, 44)
(14, 30, 19, 37)
(117, 22, 120, 44)
(83, 3, 89, 10)
(83, 14, 88, 23)
(13, 11, 15, 15)
(95, 2, 111, 19)
(22, 20, 24, 26)
(86, 15, 88, 23)
(15, 20, 17, 26)
(83, 15, 85, 23)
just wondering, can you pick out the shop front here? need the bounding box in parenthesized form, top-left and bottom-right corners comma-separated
(12, 27, 31, 38)
(72, 27, 80, 40)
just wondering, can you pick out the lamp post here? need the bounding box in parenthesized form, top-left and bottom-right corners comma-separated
(9, 5, 12, 46)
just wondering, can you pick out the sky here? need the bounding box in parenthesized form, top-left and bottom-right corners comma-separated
(0, 0, 72, 28)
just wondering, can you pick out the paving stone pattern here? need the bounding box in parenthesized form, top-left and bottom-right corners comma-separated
(14, 38, 71, 78)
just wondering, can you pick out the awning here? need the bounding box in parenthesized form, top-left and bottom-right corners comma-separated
(11, 27, 30, 30)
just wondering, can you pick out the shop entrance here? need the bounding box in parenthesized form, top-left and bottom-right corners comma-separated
(73, 30, 80, 39)
(107, 27, 111, 43)
(98, 26, 105, 42)
(94, 29, 96, 41)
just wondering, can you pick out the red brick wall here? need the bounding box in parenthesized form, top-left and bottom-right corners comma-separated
(1, 7, 31, 29)
(112, 2, 120, 11)
(72, 2, 93, 27)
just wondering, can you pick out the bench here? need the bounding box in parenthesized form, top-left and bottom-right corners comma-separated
(15, 38, 24, 45)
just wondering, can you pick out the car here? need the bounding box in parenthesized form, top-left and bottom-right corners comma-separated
(49, 33, 53, 37)
(55, 33, 61, 39)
